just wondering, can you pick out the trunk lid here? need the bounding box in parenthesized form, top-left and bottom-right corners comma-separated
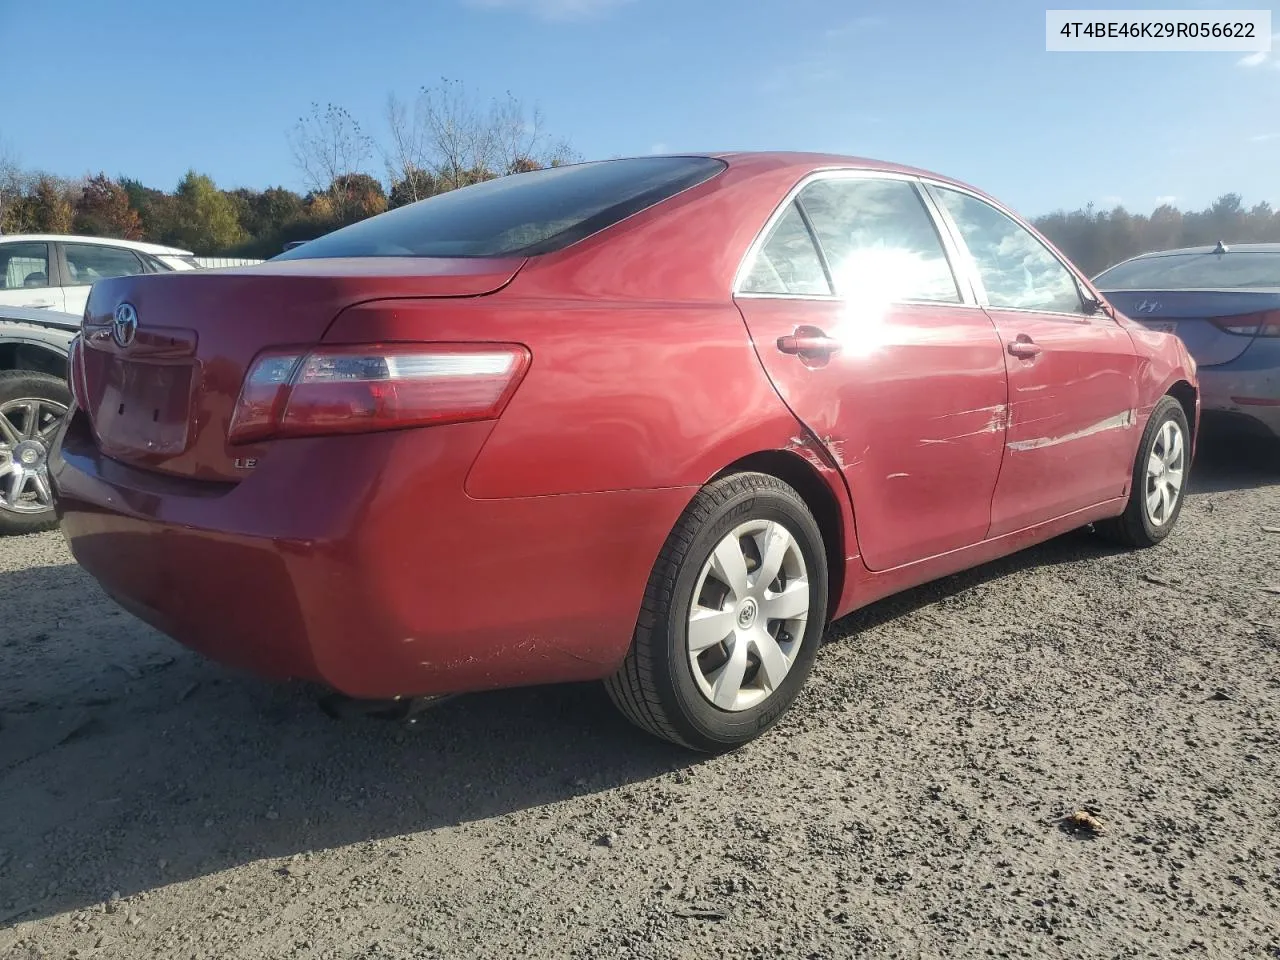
(79, 257, 524, 482)
(1102, 289, 1280, 367)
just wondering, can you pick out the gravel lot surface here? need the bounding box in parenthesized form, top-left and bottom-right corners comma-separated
(1, 437, 1278, 960)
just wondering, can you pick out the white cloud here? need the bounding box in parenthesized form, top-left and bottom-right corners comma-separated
(1250, 133, 1280, 142)
(1101, 194, 1123, 207)
(1154, 195, 1177, 207)
(648, 142, 669, 154)
(1237, 33, 1280, 67)
(464, 0, 634, 20)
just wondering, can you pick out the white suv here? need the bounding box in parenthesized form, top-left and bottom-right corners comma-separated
(0, 234, 200, 316)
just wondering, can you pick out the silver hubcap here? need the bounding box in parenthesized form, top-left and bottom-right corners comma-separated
(0, 397, 67, 516)
(687, 520, 810, 712)
(1144, 419, 1185, 527)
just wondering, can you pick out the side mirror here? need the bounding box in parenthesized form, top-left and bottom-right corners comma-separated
(1082, 293, 1107, 316)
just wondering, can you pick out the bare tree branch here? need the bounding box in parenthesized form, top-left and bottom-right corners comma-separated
(288, 103, 374, 221)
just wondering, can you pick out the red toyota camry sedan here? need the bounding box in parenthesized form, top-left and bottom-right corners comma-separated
(51, 153, 1198, 752)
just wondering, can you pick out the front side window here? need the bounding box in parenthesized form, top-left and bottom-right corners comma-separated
(798, 178, 961, 303)
(934, 188, 1084, 314)
(739, 201, 831, 296)
(1, 242, 50, 290)
(64, 244, 147, 285)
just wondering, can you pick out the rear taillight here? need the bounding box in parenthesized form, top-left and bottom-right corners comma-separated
(228, 343, 531, 444)
(68, 336, 89, 410)
(1209, 310, 1280, 337)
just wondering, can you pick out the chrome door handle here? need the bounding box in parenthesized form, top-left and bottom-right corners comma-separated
(777, 332, 840, 357)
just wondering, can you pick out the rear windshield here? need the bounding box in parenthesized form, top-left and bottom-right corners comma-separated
(275, 157, 727, 260)
(1095, 251, 1280, 290)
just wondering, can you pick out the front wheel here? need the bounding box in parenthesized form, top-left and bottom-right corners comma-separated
(1095, 394, 1190, 548)
(605, 472, 829, 752)
(0, 369, 70, 536)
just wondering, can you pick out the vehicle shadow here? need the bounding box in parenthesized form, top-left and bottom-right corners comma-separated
(0, 561, 694, 927)
(1186, 430, 1279, 494)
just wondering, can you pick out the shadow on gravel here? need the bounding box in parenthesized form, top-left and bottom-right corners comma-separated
(830, 432, 1276, 638)
(1186, 429, 1280, 494)
(0, 563, 695, 927)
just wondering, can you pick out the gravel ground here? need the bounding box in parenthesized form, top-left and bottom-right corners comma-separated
(1, 437, 1278, 960)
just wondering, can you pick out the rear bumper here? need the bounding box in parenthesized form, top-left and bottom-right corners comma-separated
(51, 411, 692, 699)
(1198, 337, 1280, 437)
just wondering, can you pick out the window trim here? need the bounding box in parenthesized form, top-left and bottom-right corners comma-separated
(733, 168, 979, 308)
(921, 181, 1094, 320)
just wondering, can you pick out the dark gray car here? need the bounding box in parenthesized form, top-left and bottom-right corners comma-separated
(0, 305, 78, 534)
(1094, 243, 1280, 439)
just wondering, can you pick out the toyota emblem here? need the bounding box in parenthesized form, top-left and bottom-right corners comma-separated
(112, 303, 138, 347)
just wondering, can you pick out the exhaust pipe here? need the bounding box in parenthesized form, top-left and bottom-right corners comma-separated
(318, 692, 458, 724)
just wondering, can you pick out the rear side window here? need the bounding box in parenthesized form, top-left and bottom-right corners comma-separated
(739, 202, 832, 296)
(799, 178, 961, 303)
(64, 244, 148, 285)
(1095, 251, 1280, 290)
(275, 157, 726, 260)
(1, 242, 50, 290)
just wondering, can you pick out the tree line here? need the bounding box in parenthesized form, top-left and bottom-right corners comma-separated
(3, 81, 1278, 271)
(0, 80, 576, 259)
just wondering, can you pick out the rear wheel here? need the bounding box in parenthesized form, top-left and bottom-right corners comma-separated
(1095, 395, 1189, 548)
(605, 472, 828, 752)
(0, 370, 70, 536)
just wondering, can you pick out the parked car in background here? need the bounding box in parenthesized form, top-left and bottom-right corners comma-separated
(0, 305, 77, 533)
(0, 234, 200, 316)
(52, 153, 1198, 751)
(1094, 243, 1279, 439)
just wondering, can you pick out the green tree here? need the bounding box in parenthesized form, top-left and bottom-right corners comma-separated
(388, 168, 439, 208)
(166, 170, 244, 253)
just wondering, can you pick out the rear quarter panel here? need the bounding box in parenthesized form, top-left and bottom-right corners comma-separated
(322, 298, 810, 497)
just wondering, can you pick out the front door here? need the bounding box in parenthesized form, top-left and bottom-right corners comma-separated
(734, 175, 1008, 571)
(928, 186, 1141, 536)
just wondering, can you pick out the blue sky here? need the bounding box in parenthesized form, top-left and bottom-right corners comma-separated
(2, 0, 1278, 217)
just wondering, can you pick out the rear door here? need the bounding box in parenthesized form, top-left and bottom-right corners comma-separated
(0, 241, 65, 311)
(928, 185, 1141, 537)
(734, 173, 1008, 571)
(61, 243, 151, 316)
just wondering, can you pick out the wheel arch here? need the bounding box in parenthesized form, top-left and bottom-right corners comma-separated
(1166, 378, 1198, 448)
(0, 340, 68, 380)
(710, 448, 850, 621)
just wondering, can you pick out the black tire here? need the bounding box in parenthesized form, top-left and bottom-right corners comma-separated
(605, 472, 829, 752)
(0, 369, 70, 536)
(1095, 394, 1190, 548)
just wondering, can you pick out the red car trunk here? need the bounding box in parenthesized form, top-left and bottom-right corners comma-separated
(78, 257, 524, 482)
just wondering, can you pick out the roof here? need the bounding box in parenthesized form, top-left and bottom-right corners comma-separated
(712, 150, 982, 188)
(0, 233, 194, 257)
(1118, 242, 1280, 260)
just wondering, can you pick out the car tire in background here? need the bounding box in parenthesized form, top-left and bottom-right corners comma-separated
(0, 370, 70, 536)
(1095, 394, 1191, 549)
(606, 472, 829, 752)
